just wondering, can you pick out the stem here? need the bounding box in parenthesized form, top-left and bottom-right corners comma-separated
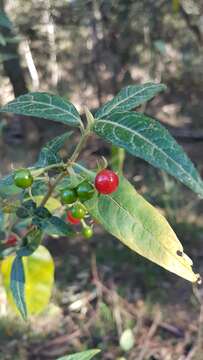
(68, 127, 91, 164)
(40, 126, 92, 207)
(40, 171, 65, 207)
(31, 162, 65, 177)
(111, 146, 125, 174)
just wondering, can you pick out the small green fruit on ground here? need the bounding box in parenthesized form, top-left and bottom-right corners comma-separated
(14, 169, 33, 189)
(71, 203, 86, 219)
(82, 226, 93, 239)
(76, 181, 94, 202)
(61, 188, 77, 204)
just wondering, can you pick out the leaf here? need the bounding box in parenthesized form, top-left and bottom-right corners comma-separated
(30, 180, 47, 196)
(1, 245, 54, 316)
(56, 174, 82, 191)
(0, 33, 6, 46)
(93, 111, 203, 197)
(57, 349, 101, 360)
(95, 83, 166, 119)
(0, 209, 5, 229)
(0, 92, 82, 127)
(35, 132, 73, 167)
(10, 256, 27, 320)
(45, 131, 73, 153)
(17, 228, 43, 256)
(0, 174, 21, 198)
(42, 216, 74, 237)
(0, 11, 12, 29)
(86, 176, 200, 283)
(28, 195, 61, 212)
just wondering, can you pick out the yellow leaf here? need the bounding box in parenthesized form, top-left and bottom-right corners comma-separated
(1, 245, 54, 316)
(86, 177, 200, 283)
(28, 195, 61, 212)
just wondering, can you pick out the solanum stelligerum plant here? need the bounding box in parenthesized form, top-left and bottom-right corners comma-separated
(0, 83, 202, 319)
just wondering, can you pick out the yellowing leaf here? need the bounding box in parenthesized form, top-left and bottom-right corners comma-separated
(31, 195, 61, 212)
(86, 176, 200, 283)
(1, 245, 54, 316)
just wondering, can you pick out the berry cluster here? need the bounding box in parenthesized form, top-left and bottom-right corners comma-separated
(61, 170, 119, 237)
(3, 168, 119, 246)
(61, 180, 94, 238)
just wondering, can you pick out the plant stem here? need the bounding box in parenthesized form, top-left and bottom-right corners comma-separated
(68, 127, 91, 164)
(40, 126, 92, 207)
(40, 171, 65, 207)
(31, 162, 65, 176)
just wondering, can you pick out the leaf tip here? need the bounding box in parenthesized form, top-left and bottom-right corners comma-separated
(196, 274, 202, 285)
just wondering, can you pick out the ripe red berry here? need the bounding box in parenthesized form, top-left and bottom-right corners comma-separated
(6, 235, 17, 246)
(66, 210, 81, 225)
(95, 169, 119, 194)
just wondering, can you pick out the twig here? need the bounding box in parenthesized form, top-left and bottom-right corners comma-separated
(40, 171, 66, 207)
(137, 307, 162, 360)
(184, 285, 203, 360)
(91, 253, 103, 300)
(40, 123, 91, 207)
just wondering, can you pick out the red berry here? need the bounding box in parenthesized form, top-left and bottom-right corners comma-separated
(66, 210, 81, 225)
(95, 169, 119, 194)
(6, 235, 17, 246)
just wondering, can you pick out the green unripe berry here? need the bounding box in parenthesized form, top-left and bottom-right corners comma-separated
(71, 203, 86, 219)
(14, 169, 33, 189)
(82, 226, 93, 239)
(76, 181, 95, 202)
(61, 188, 77, 204)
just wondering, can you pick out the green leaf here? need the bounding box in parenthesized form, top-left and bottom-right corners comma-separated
(0, 92, 82, 127)
(1, 245, 54, 316)
(41, 216, 74, 237)
(95, 83, 166, 119)
(86, 176, 200, 283)
(45, 131, 73, 153)
(0, 11, 12, 29)
(17, 228, 42, 256)
(35, 131, 73, 167)
(93, 111, 203, 197)
(0, 209, 5, 229)
(0, 33, 6, 46)
(10, 256, 27, 320)
(57, 349, 101, 360)
(0, 174, 21, 198)
(30, 180, 47, 196)
(56, 173, 83, 191)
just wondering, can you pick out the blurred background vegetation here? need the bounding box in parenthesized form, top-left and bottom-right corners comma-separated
(0, 0, 203, 359)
